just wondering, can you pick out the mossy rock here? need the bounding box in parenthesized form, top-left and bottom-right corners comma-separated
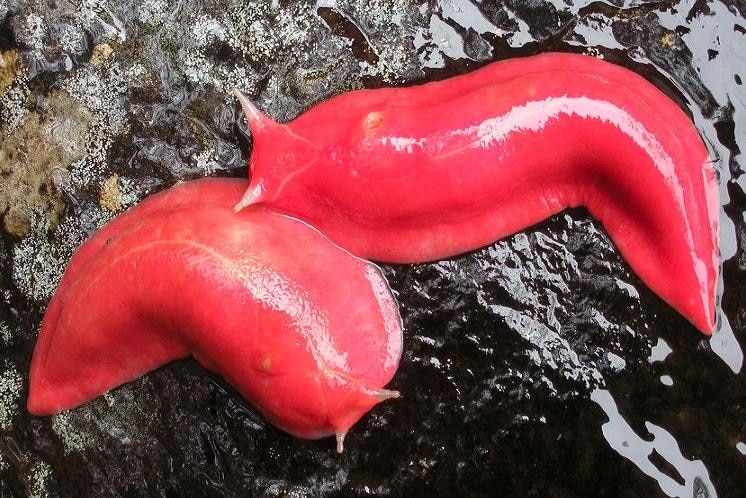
(0, 91, 93, 237)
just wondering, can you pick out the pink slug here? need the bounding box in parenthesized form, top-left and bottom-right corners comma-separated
(234, 52, 719, 335)
(28, 179, 403, 452)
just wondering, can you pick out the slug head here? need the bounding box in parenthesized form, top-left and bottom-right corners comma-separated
(233, 89, 321, 212)
(233, 90, 407, 215)
(253, 358, 400, 452)
(246, 287, 402, 452)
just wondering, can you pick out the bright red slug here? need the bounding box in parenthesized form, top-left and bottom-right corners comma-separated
(234, 52, 719, 334)
(28, 179, 403, 451)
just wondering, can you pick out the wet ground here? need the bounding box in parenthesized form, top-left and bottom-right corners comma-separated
(0, 0, 745, 496)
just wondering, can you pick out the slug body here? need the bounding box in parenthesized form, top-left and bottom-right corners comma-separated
(236, 53, 719, 334)
(28, 179, 402, 450)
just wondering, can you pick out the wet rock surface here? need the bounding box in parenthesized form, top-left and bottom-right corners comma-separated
(0, 0, 744, 496)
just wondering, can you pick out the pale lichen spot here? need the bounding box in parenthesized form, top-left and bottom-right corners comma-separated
(51, 384, 155, 454)
(0, 70, 30, 134)
(0, 322, 12, 345)
(51, 411, 98, 453)
(0, 362, 23, 431)
(28, 461, 52, 498)
(100, 174, 123, 212)
(660, 32, 676, 48)
(90, 43, 114, 65)
(585, 47, 604, 59)
(138, 0, 169, 26)
(194, 147, 219, 175)
(12, 206, 112, 302)
(0, 49, 21, 95)
(23, 13, 47, 50)
(62, 62, 146, 187)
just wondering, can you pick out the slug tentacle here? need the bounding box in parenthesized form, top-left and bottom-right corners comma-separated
(234, 88, 274, 135)
(371, 389, 400, 401)
(336, 432, 346, 453)
(234, 180, 266, 212)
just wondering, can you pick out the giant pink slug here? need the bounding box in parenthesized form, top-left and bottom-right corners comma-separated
(28, 179, 403, 451)
(234, 52, 719, 334)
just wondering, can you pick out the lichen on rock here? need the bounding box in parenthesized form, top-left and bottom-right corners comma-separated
(0, 321, 13, 345)
(12, 206, 112, 302)
(89, 43, 113, 65)
(0, 362, 24, 432)
(99, 173, 122, 212)
(0, 74, 30, 135)
(62, 61, 146, 187)
(51, 384, 156, 454)
(28, 460, 52, 498)
(0, 49, 21, 95)
(0, 90, 93, 237)
(0, 0, 740, 495)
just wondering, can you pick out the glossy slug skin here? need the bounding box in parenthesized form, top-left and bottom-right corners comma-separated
(42, 179, 250, 332)
(28, 179, 403, 450)
(235, 53, 719, 334)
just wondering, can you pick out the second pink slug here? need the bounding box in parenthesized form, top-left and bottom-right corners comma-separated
(234, 52, 719, 335)
(28, 179, 403, 452)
